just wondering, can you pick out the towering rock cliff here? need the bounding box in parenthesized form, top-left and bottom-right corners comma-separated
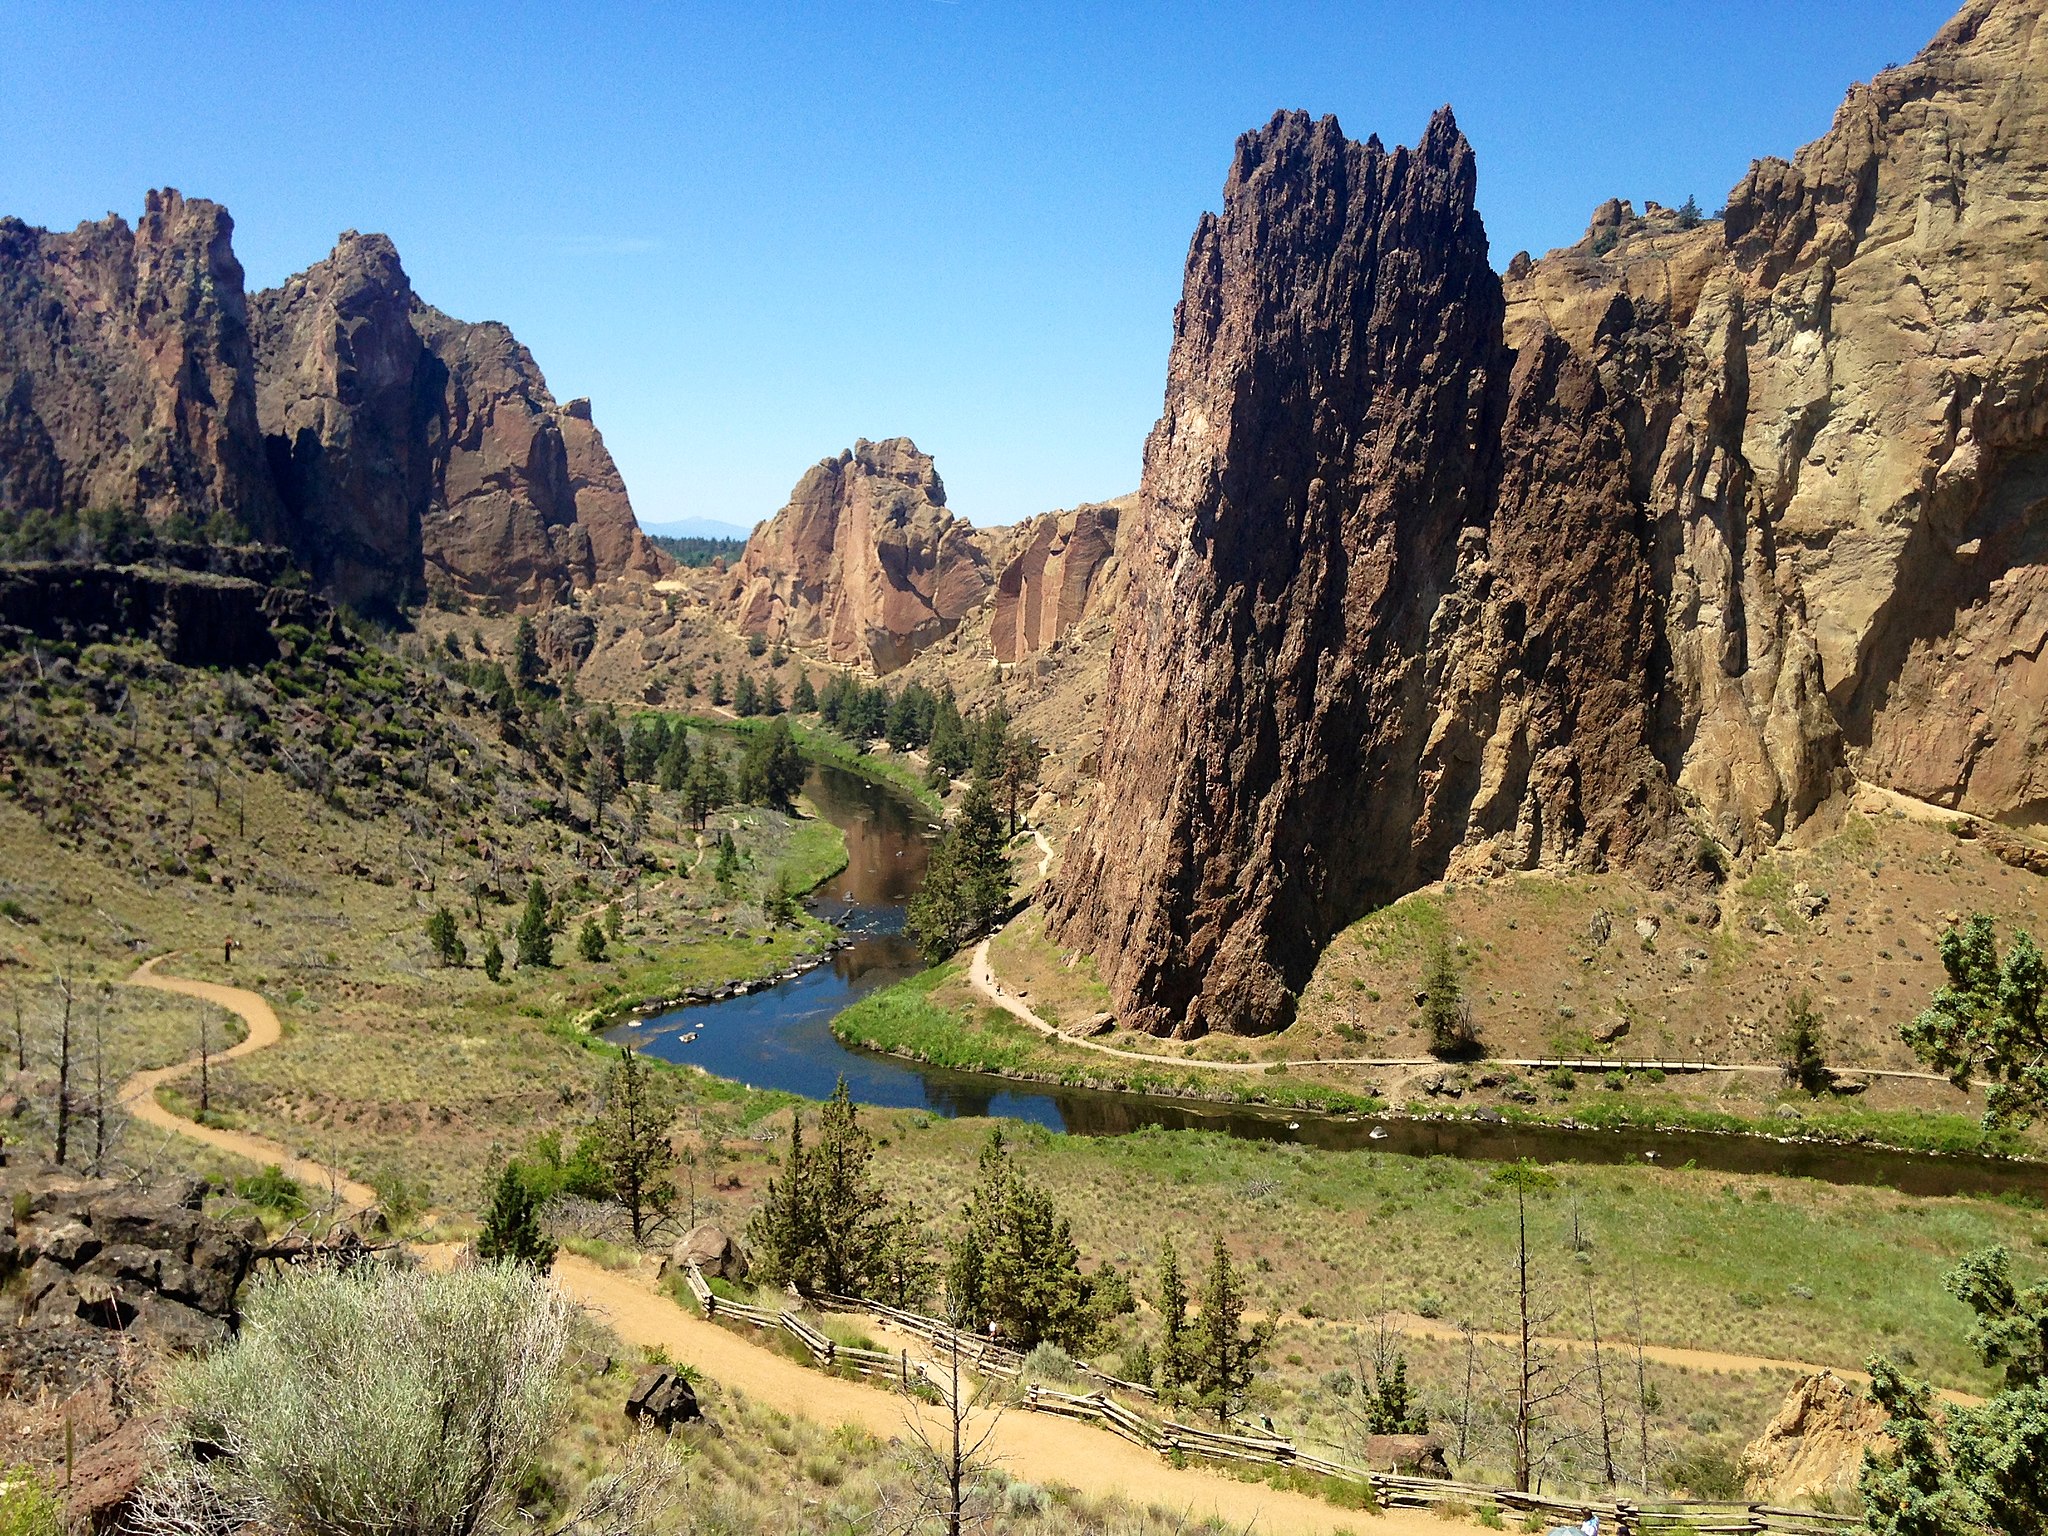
(408, 303, 667, 606)
(989, 500, 1126, 664)
(1051, 0, 2048, 1038)
(250, 232, 437, 610)
(249, 233, 668, 610)
(0, 196, 664, 612)
(729, 438, 991, 673)
(0, 190, 282, 535)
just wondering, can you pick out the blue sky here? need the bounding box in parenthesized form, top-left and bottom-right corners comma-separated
(5, 2, 1957, 530)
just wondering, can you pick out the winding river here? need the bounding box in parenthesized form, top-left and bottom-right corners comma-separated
(612, 764, 2046, 1199)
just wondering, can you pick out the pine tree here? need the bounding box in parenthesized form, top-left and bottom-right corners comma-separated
(737, 717, 805, 808)
(683, 755, 727, 828)
(1780, 991, 1830, 1095)
(926, 688, 970, 780)
(1156, 1241, 1191, 1392)
(710, 669, 728, 707)
(907, 778, 1012, 961)
(578, 915, 606, 962)
(1422, 935, 1479, 1059)
(791, 673, 818, 713)
(516, 878, 552, 969)
(1906, 914, 2048, 1127)
(944, 1129, 1099, 1352)
(589, 1046, 677, 1245)
(1188, 1236, 1272, 1423)
(425, 906, 465, 967)
(476, 1162, 557, 1271)
(657, 726, 691, 792)
(481, 933, 505, 983)
(511, 617, 543, 689)
(713, 832, 739, 888)
(733, 673, 761, 717)
(750, 1114, 813, 1287)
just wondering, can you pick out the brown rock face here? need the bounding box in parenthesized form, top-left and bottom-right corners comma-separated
(0, 189, 282, 534)
(250, 231, 436, 610)
(729, 438, 991, 673)
(1740, 1371, 1888, 1507)
(1054, 0, 2048, 1037)
(1048, 108, 1521, 1036)
(411, 305, 669, 606)
(990, 501, 1123, 663)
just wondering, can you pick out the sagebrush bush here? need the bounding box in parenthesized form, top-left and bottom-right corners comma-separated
(138, 1262, 572, 1536)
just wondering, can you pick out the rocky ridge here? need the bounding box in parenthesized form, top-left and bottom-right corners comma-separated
(0, 199, 666, 612)
(1052, 0, 2048, 1037)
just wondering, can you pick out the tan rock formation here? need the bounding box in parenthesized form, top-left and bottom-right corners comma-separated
(990, 500, 1126, 663)
(729, 438, 991, 673)
(1740, 1371, 1888, 1508)
(1052, 0, 2048, 1036)
(0, 189, 282, 535)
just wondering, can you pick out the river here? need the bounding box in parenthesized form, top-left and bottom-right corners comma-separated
(611, 763, 2046, 1199)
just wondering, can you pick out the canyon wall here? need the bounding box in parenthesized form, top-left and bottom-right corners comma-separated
(0, 191, 283, 537)
(989, 500, 1125, 664)
(1051, 0, 2048, 1037)
(0, 199, 664, 612)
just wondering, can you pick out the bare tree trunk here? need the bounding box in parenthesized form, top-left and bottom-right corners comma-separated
(1457, 1319, 1476, 1464)
(54, 973, 73, 1166)
(1514, 1178, 1533, 1493)
(1632, 1277, 1652, 1492)
(199, 1009, 211, 1117)
(1588, 1282, 1616, 1488)
(90, 1002, 109, 1175)
(10, 991, 23, 1072)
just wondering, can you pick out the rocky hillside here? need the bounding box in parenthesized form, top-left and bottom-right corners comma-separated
(1051, 0, 2048, 1038)
(1, 199, 666, 613)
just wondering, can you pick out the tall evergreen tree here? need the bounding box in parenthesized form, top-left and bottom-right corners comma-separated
(1156, 1241, 1191, 1391)
(1188, 1236, 1272, 1423)
(944, 1129, 1105, 1352)
(589, 1046, 677, 1245)
(733, 673, 761, 717)
(511, 617, 544, 690)
(926, 688, 970, 780)
(515, 878, 552, 969)
(1906, 915, 2048, 1127)
(476, 1162, 557, 1271)
(657, 726, 691, 792)
(748, 1078, 893, 1296)
(908, 779, 1012, 960)
(791, 672, 818, 714)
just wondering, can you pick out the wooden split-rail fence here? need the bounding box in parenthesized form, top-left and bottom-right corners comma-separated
(678, 1268, 1856, 1536)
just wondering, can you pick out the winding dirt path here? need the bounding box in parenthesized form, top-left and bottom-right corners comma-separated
(111, 957, 1451, 1533)
(122, 956, 378, 1210)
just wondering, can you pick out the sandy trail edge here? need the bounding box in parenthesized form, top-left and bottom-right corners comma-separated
(117, 957, 1457, 1534)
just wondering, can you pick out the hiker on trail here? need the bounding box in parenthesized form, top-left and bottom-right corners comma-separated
(223, 935, 235, 965)
(1546, 1517, 1598, 1536)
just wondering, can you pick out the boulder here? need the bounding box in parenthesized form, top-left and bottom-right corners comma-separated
(1740, 1370, 1888, 1507)
(671, 1223, 749, 1282)
(1361, 1434, 1451, 1479)
(625, 1367, 701, 1429)
(62, 1414, 159, 1534)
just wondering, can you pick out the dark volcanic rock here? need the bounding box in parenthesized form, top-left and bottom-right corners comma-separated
(0, 558, 334, 666)
(1047, 108, 1516, 1037)
(250, 232, 438, 612)
(0, 189, 283, 535)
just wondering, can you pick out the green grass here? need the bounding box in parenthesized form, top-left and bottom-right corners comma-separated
(776, 810, 850, 895)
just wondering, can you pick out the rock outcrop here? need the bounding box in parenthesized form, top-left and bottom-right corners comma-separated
(250, 232, 438, 611)
(989, 500, 1125, 664)
(1740, 1371, 1888, 1508)
(729, 438, 991, 673)
(249, 232, 668, 611)
(1052, 0, 2048, 1036)
(0, 557, 336, 667)
(0, 190, 282, 535)
(0, 195, 665, 614)
(410, 304, 669, 606)
(0, 1159, 257, 1395)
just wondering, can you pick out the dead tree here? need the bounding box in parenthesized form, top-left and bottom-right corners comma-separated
(891, 1309, 1006, 1536)
(53, 972, 73, 1165)
(1586, 1281, 1617, 1488)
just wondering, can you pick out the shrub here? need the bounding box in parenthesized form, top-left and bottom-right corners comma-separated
(234, 1164, 305, 1215)
(0, 1468, 60, 1536)
(1663, 1446, 1744, 1499)
(578, 916, 606, 963)
(136, 1264, 575, 1536)
(1022, 1342, 1081, 1385)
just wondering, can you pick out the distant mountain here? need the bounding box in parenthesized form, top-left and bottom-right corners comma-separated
(640, 516, 756, 541)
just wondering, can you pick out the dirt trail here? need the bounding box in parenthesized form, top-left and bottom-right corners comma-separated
(122, 956, 378, 1209)
(1381, 1312, 1980, 1408)
(110, 958, 1449, 1533)
(970, 938, 1951, 1083)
